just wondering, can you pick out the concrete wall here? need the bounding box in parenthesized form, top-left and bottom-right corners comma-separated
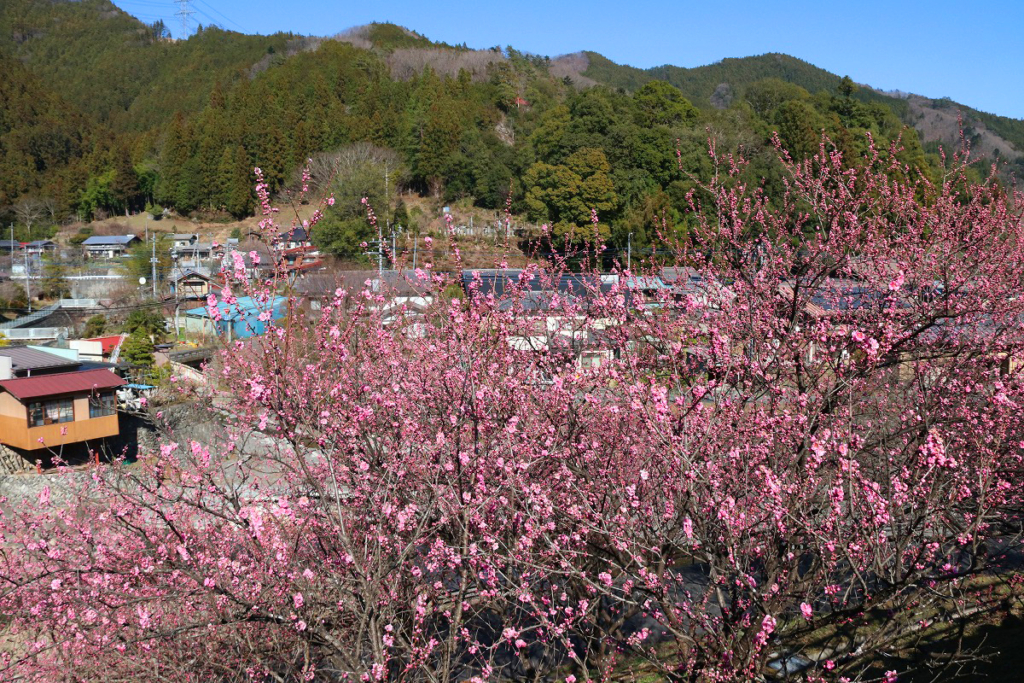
(69, 340, 103, 361)
(183, 315, 217, 338)
(66, 276, 130, 299)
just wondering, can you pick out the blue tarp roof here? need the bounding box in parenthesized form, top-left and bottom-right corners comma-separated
(185, 296, 287, 320)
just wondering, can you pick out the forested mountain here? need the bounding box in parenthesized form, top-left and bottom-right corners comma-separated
(569, 50, 1024, 174)
(0, 51, 94, 210)
(0, 0, 297, 131)
(1, 0, 1021, 258)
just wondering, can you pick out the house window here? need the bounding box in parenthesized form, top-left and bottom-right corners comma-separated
(580, 351, 607, 369)
(89, 393, 116, 418)
(28, 398, 74, 426)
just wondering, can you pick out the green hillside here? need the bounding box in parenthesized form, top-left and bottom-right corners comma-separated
(0, 0, 297, 133)
(579, 50, 1024, 170)
(0, 50, 94, 210)
(0, 1, 1019, 258)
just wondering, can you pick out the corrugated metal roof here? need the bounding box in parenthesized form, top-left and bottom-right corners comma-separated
(0, 347, 81, 373)
(86, 336, 126, 354)
(278, 227, 310, 242)
(185, 296, 287, 320)
(82, 235, 137, 245)
(660, 267, 702, 284)
(0, 368, 125, 400)
(625, 276, 670, 290)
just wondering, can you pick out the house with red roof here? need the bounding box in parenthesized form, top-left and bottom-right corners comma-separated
(0, 349, 126, 452)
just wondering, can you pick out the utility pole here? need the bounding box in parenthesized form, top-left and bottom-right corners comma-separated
(24, 247, 31, 312)
(384, 160, 392, 273)
(413, 235, 418, 270)
(150, 234, 158, 298)
(627, 232, 632, 271)
(173, 255, 181, 341)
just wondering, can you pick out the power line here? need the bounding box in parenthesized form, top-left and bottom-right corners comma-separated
(193, 0, 247, 33)
(115, 0, 176, 9)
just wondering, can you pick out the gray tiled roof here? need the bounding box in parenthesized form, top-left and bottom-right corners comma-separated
(169, 267, 212, 282)
(82, 235, 137, 245)
(0, 347, 81, 374)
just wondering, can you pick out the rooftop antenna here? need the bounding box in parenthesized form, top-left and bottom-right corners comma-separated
(175, 0, 195, 38)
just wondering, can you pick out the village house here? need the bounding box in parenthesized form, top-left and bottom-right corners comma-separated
(281, 246, 323, 274)
(292, 273, 346, 315)
(275, 226, 314, 251)
(170, 233, 198, 251)
(183, 295, 288, 340)
(81, 234, 139, 259)
(168, 234, 213, 265)
(461, 270, 622, 371)
(24, 240, 58, 256)
(220, 241, 276, 282)
(0, 347, 125, 452)
(174, 243, 214, 261)
(169, 267, 217, 301)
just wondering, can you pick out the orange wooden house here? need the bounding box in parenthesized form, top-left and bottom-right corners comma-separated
(0, 368, 126, 451)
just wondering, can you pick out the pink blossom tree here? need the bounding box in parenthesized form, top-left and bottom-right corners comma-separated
(1, 140, 1023, 682)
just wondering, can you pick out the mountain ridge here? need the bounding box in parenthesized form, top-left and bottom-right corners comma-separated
(0, 3, 1020, 233)
(554, 49, 1023, 165)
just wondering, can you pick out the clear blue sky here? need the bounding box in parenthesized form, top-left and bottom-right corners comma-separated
(114, 0, 1024, 119)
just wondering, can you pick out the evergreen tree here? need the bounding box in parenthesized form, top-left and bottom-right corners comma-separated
(83, 314, 107, 338)
(120, 328, 155, 368)
(219, 146, 253, 219)
(194, 119, 228, 209)
(156, 113, 201, 213)
(392, 199, 410, 231)
(123, 309, 167, 341)
(109, 145, 141, 213)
